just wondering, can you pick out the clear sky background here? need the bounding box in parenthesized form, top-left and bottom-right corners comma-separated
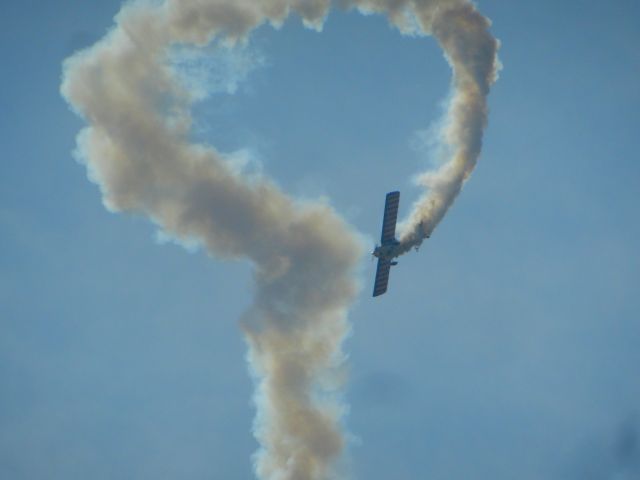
(1, 1, 639, 479)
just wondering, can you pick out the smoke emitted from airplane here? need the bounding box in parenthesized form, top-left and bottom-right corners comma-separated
(61, 0, 498, 478)
(391, 1, 501, 253)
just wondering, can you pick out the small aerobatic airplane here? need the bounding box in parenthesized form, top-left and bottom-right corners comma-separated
(372, 191, 403, 297)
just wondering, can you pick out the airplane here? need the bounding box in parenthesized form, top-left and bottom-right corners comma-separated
(372, 191, 402, 297)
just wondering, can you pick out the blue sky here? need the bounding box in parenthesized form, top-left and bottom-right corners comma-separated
(1, 1, 639, 479)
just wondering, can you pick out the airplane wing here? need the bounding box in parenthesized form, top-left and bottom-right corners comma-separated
(372, 258, 392, 297)
(380, 191, 400, 243)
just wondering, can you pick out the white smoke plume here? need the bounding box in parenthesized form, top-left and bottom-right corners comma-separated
(392, 0, 501, 253)
(61, 0, 498, 479)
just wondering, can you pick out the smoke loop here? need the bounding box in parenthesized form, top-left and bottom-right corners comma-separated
(61, 1, 499, 478)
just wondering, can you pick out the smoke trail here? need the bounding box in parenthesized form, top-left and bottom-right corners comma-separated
(61, 0, 498, 478)
(390, 0, 501, 253)
(341, 1, 501, 253)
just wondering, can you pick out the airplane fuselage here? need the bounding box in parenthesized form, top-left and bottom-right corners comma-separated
(373, 238, 401, 263)
(372, 191, 401, 296)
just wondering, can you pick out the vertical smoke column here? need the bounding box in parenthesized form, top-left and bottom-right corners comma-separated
(61, 2, 361, 479)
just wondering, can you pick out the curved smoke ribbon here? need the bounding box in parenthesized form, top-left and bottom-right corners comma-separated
(61, 0, 499, 479)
